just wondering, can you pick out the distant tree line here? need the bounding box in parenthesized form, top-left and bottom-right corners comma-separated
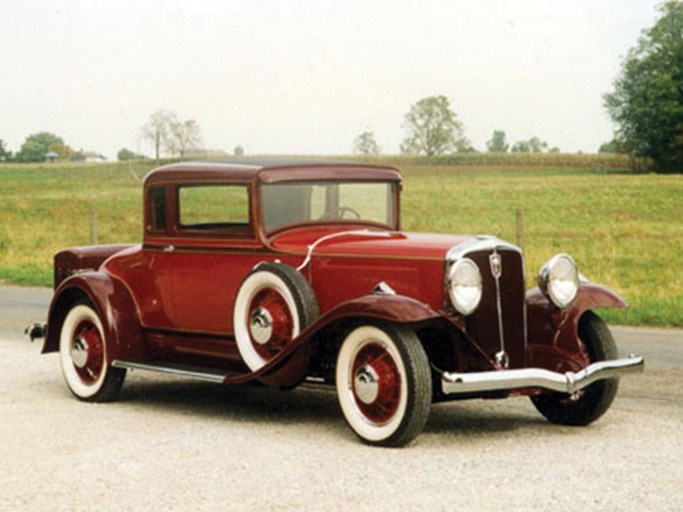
(0, 132, 99, 163)
(352, 97, 559, 157)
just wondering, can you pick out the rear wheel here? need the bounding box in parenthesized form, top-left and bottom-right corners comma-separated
(531, 311, 618, 426)
(335, 323, 431, 447)
(59, 301, 126, 402)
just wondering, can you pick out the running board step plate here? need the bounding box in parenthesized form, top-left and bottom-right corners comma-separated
(112, 360, 233, 384)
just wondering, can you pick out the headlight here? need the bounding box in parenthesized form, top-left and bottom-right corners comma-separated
(447, 258, 482, 315)
(538, 253, 579, 308)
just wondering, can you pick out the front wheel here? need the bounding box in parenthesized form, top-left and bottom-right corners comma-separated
(531, 311, 619, 426)
(59, 301, 126, 402)
(335, 323, 432, 447)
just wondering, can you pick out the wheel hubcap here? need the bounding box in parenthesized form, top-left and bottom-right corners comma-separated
(249, 307, 273, 345)
(351, 342, 401, 425)
(71, 320, 104, 384)
(71, 336, 89, 368)
(247, 289, 294, 360)
(354, 365, 380, 404)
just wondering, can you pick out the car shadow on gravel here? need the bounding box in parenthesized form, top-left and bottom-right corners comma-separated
(118, 378, 342, 426)
(116, 376, 551, 441)
(425, 400, 546, 438)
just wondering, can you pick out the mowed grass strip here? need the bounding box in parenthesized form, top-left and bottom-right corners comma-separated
(1, 160, 681, 327)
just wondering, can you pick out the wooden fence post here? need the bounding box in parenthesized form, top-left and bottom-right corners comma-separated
(89, 208, 98, 245)
(515, 208, 524, 251)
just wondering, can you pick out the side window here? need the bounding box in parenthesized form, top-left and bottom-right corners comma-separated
(147, 186, 167, 232)
(178, 184, 250, 232)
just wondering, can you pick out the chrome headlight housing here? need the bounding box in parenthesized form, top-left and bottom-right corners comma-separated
(447, 258, 482, 315)
(538, 253, 579, 308)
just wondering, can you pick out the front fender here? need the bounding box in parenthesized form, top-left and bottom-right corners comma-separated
(252, 294, 441, 388)
(43, 271, 146, 362)
(311, 293, 442, 328)
(526, 282, 627, 365)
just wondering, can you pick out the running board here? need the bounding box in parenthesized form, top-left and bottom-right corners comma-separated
(112, 360, 230, 384)
(112, 360, 331, 387)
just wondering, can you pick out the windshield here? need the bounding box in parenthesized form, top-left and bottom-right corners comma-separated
(261, 181, 396, 233)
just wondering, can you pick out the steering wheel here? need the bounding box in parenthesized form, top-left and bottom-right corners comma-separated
(338, 206, 361, 220)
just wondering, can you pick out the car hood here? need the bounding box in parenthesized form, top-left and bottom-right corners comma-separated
(269, 227, 473, 261)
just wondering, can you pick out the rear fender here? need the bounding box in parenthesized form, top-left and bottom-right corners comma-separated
(43, 272, 146, 362)
(526, 282, 626, 368)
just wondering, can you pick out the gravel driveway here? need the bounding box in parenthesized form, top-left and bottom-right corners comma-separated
(1, 286, 681, 511)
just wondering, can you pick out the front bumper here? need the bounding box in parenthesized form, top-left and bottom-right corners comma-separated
(441, 355, 644, 395)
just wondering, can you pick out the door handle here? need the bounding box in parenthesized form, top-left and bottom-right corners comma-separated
(164, 245, 175, 253)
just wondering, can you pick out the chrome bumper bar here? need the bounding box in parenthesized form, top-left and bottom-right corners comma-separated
(441, 355, 644, 395)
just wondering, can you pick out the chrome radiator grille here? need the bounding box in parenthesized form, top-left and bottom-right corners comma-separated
(447, 238, 527, 369)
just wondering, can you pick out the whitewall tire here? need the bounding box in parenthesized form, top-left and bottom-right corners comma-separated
(59, 301, 125, 402)
(335, 323, 431, 447)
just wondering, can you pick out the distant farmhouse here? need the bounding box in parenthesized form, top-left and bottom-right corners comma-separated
(73, 151, 107, 163)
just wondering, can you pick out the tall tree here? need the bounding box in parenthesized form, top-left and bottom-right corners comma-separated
(15, 132, 64, 162)
(598, 139, 623, 154)
(604, 1, 683, 172)
(47, 143, 75, 160)
(527, 136, 548, 153)
(486, 130, 509, 152)
(142, 110, 175, 163)
(166, 119, 202, 159)
(511, 137, 548, 153)
(117, 148, 144, 161)
(511, 140, 530, 153)
(400, 95, 467, 156)
(353, 131, 380, 155)
(0, 139, 11, 161)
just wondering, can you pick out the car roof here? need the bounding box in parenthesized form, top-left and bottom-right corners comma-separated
(143, 159, 402, 186)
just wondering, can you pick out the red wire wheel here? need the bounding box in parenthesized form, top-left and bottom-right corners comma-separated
(350, 342, 402, 425)
(69, 319, 105, 384)
(336, 323, 431, 447)
(59, 301, 126, 402)
(247, 288, 295, 361)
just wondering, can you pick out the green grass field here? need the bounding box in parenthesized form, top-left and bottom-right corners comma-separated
(1, 157, 681, 327)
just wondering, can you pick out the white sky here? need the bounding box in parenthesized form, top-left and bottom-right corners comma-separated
(0, 0, 661, 159)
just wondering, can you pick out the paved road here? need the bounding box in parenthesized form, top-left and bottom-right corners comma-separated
(1, 285, 681, 511)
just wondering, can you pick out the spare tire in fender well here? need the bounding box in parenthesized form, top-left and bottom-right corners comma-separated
(233, 262, 319, 387)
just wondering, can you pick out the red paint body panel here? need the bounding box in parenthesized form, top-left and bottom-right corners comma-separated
(526, 283, 627, 373)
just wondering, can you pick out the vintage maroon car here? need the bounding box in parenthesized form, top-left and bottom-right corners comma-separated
(39, 160, 643, 446)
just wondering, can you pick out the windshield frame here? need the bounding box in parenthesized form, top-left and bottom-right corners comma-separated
(258, 179, 400, 236)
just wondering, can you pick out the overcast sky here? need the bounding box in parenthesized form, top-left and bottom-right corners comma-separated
(0, 0, 661, 159)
